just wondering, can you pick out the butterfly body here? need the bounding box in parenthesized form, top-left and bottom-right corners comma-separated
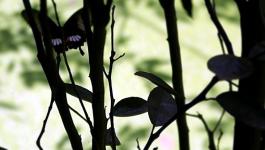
(22, 9, 86, 55)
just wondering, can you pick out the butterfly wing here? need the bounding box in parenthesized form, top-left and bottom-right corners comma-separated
(63, 9, 86, 51)
(22, 9, 64, 53)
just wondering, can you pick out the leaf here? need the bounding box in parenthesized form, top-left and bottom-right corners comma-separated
(135, 71, 176, 95)
(207, 54, 253, 80)
(113, 97, 147, 117)
(148, 87, 177, 126)
(216, 92, 265, 130)
(248, 41, 265, 61)
(105, 128, 121, 146)
(65, 83, 92, 102)
(181, 0, 193, 17)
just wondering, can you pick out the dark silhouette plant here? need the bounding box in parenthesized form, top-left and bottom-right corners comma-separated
(21, 0, 265, 150)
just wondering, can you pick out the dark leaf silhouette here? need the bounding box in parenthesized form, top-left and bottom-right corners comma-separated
(217, 92, 265, 129)
(135, 71, 176, 95)
(207, 54, 253, 80)
(148, 87, 177, 126)
(181, 0, 193, 17)
(113, 97, 147, 117)
(65, 83, 92, 102)
(105, 128, 121, 146)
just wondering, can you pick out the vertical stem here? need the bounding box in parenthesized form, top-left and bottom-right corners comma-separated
(158, 0, 189, 149)
(90, 27, 107, 150)
(233, 0, 265, 150)
(23, 0, 83, 149)
(83, 0, 111, 149)
(108, 6, 117, 150)
(39, 0, 83, 148)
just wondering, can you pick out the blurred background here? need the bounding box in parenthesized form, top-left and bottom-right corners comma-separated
(0, 0, 241, 149)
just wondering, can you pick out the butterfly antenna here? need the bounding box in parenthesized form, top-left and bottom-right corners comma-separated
(79, 46, 85, 56)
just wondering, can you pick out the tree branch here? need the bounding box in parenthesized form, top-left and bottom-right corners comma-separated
(23, 0, 83, 149)
(105, 6, 118, 150)
(51, 0, 94, 137)
(204, 0, 234, 55)
(62, 52, 94, 135)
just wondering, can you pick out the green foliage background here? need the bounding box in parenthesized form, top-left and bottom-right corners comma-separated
(0, 0, 240, 149)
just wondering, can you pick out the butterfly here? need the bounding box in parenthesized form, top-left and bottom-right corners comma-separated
(22, 8, 86, 55)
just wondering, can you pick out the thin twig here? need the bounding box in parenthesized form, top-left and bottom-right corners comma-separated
(143, 126, 156, 150)
(103, 67, 108, 77)
(37, 95, 55, 150)
(205, 97, 216, 101)
(216, 130, 223, 150)
(204, 0, 234, 55)
(51, 0, 62, 27)
(51, 0, 94, 135)
(229, 81, 239, 88)
(136, 138, 142, 150)
(193, 113, 211, 133)
(188, 109, 225, 150)
(213, 0, 226, 55)
(185, 76, 219, 109)
(213, 110, 225, 132)
(68, 105, 88, 123)
(23, 0, 83, 149)
(188, 112, 216, 150)
(62, 52, 94, 133)
(114, 53, 125, 61)
(106, 6, 118, 150)
(217, 33, 226, 54)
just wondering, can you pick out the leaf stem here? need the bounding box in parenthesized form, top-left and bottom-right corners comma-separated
(68, 105, 88, 123)
(36, 95, 54, 150)
(62, 52, 94, 135)
(204, 0, 234, 55)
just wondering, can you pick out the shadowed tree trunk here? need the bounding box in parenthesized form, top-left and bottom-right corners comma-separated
(234, 1, 265, 150)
